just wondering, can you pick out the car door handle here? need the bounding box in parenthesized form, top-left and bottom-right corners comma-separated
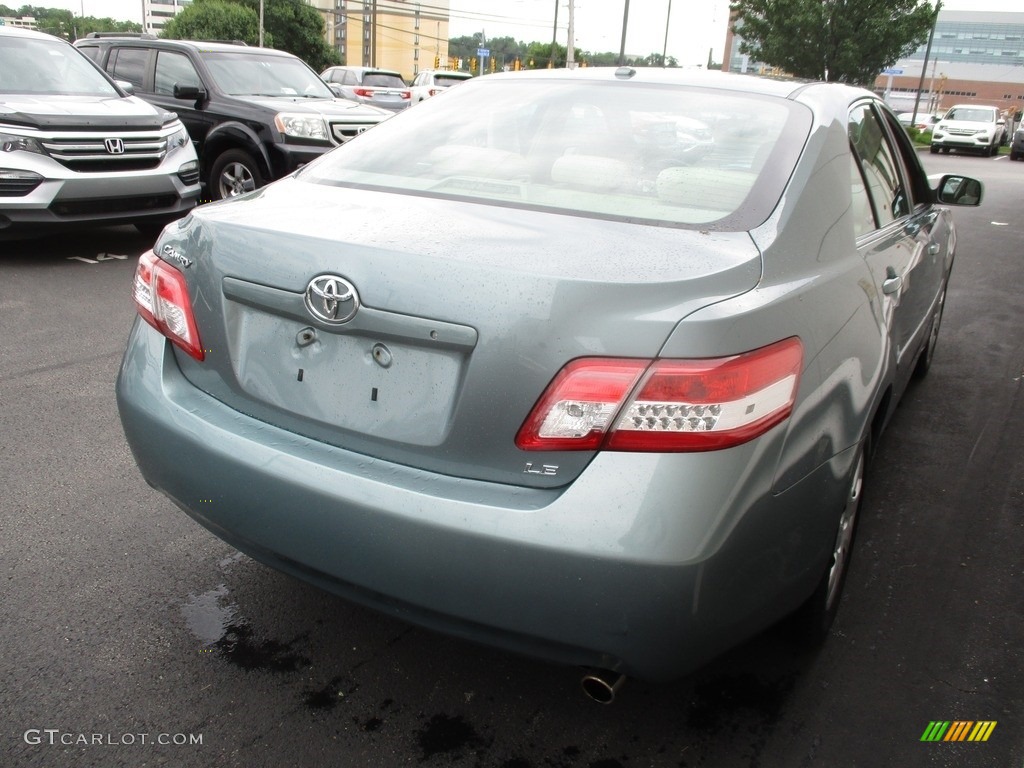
(883, 266, 902, 295)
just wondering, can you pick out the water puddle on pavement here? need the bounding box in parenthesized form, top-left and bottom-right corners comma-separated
(181, 584, 237, 646)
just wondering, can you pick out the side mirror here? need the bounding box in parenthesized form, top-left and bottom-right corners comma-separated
(327, 83, 345, 98)
(933, 174, 983, 207)
(173, 84, 207, 106)
(116, 79, 135, 95)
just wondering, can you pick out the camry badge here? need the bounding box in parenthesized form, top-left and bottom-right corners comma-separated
(305, 275, 360, 325)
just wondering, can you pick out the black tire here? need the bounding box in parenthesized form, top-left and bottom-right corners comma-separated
(913, 280, 947, 380)
(209, 149, 263, 201)
(929, 144, 939, 154)
(791, 444, 866, 644)
(1011, 151, 1021, 161)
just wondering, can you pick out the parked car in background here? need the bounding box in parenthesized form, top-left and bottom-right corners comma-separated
(1010, 123, 1024, 161)
(117, 67, 982, 697)
(930, 104, 1005, 155)
(320, 65, 411, 112)
(75, 35, 390, 200)
(409, 69, 473, 102)
(0, 26, 199, 239)
(897, 111, 941, 132)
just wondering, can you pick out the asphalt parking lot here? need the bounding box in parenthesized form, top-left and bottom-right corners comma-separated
(1, 153, 1021, 767)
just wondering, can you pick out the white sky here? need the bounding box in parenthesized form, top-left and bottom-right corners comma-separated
(24, 0, 1024, 67)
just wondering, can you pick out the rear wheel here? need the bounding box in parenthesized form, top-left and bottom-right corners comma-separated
(792, 445, 865, 644)
(210, 149, 263, 201)
(914, 281, 947, 379)
(929, 144, 939, 154)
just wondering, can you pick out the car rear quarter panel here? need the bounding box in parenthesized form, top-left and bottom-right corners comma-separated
(661, 116, 887, 494)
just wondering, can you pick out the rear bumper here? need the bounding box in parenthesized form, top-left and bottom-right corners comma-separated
(117, 320, 852, 680)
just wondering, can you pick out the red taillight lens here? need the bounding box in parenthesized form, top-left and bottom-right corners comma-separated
(132, 251, 204, 361)
(353, 87, 374, 97)
(516, 338, 803, 453)
(428, 88, 439, 97)
(400, 90, 411, 100)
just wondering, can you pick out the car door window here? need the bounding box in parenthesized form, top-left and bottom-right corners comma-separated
(849, 155, 876, 238)
(848, 103, 908, 227)
(109, 47, 148, 90)
(155, 51, 201, 96)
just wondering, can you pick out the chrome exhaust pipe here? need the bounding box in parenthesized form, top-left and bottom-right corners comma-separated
(580, 669, 626, 704)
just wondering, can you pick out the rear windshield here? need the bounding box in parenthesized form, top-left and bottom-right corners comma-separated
(298, 77, 809, 229)
(435, 74, 470, 87)
(363, 73, 406, 88)
(0, 35, 118, 97)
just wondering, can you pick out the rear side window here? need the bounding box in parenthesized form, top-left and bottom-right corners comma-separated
(155, 51, 201, 96)
(109, 47, 148, 90)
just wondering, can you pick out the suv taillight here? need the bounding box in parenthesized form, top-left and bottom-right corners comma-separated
(515, 338, 802, 452)
(132, 251, 204, 361)
(353, 87, 374, 97)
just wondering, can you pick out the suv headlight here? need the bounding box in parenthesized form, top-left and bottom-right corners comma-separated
(274, 113, 329, 142)
(0, 131, 46, 156)
(166, 124, 190, 152)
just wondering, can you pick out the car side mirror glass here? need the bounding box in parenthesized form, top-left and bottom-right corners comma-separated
(936, 174, 983, 206)
(116, 79, 135, 95)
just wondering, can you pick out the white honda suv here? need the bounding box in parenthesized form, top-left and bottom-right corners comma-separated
(930, 104, 1006, 156)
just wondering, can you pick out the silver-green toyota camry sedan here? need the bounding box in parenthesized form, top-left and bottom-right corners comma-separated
(117, 67, 982, 697)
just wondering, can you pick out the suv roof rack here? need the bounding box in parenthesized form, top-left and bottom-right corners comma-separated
(84, 32, 158, 39)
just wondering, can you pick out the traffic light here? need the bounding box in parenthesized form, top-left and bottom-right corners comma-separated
(434, 55, 440, 69)
(514, 58, 521, 71)
(490, 56, 496, 73)
(470, 57, 477, 73)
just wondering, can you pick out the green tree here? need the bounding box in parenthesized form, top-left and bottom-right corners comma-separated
(236, 0, 338, 70)
(730, 0, 935, 85)
(161, 0, 265, 46)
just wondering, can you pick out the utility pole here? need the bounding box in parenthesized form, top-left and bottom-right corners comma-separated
(618, 0, 630, 66)
(912, 0, 942, 126)
(662, 0, 672, 66)
(259, 0, 264, 47)
(567, 0, 575, 68)
(549, 0, 558, 68)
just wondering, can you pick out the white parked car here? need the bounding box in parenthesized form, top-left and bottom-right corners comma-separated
(409, 70, 473, 103)
(897, 112, 941, 132)
(930, 104, 1006, 156)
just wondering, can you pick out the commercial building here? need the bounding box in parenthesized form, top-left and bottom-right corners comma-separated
(308, 0, 451, 80)
(875, 11, 1024, 118)
(142, 0, 192, 35)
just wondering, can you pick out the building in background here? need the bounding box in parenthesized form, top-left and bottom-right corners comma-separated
(143, 0, 192, 35)
(723, 10, 1023, 120)
(0, 16, 39, 29)
(874, 11, 1024, 118)
(309, 0, 451, 80)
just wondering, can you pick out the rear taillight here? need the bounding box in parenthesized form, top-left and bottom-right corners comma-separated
(400, 90, 411, 100)
(428, 88, 439, 97)
(132, 251, 204, 361)
(353, 87, 374, 97)
(515, 338, 802, 452)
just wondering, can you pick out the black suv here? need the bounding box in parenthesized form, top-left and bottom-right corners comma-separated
(75, 35, 391, 200)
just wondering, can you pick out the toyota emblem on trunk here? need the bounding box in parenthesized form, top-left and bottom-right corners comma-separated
(304, 275, 359, 324)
